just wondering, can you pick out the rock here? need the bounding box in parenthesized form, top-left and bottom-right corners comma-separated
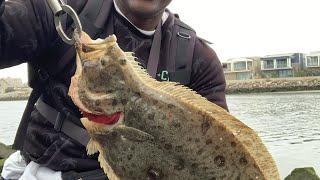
(0, 142, 14, 159)
(0, 158, 5, 174)
(226, 77, 320, 94)
(285, 167, 320, 180)
(0, 142, 15, 174)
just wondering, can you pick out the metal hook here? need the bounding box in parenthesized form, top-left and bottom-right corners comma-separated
(47, 0, 82, 45)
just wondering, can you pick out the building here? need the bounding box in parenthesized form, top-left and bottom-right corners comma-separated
(260, 53, 304, 78)
(0, 79, 9, 93)
(304, 51, 320, 76)
(2, 77, 23, 88)
(222, 58, 260, 80)
(0, 78, 24, 93)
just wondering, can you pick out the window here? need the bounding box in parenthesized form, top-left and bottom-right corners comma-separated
(276, 58, 288, 68)
(263, 60, 274, 69)
(306, 56, 319, 67)
(234, 62, 247, 71)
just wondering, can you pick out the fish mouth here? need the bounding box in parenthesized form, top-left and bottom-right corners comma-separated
(81, 110, 124, 125)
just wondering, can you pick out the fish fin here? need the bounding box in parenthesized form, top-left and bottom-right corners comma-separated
(125, 52, 134, 57)
(97, 147, 120, 180)
(87, 138, 99, 155)
(115, 125, 154, 142)
(98, 152, 109, 175)
(127, 57, 227, 115)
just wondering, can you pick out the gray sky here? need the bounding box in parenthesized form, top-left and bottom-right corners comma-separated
(1, 0, 319, 82)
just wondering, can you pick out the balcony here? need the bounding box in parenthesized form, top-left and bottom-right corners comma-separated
(222, 59, 253, 73)
(306, 56, 320, 67)
(261, 58, 292, 70)
(262, 60, 274, 70)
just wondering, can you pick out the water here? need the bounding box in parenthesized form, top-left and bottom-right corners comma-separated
(0, 92, 319, 178)
(227, 91, 320, 178)
(0, 101, 27, 145)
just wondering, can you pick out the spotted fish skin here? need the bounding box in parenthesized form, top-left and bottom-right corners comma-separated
(68, 32, 280, 180)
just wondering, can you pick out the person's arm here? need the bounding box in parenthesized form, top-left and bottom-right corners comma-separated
(189, 39, 229, 111)
(0, 0, 86, 69)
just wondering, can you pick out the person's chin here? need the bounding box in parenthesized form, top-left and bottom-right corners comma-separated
(127, 0, 160, 15)
(116, 0, 170, 17)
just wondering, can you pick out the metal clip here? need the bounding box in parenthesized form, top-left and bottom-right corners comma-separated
(177, 32, 191, 39)
(47, 0, 82, 45)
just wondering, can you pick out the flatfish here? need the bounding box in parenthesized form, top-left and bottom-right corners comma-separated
(68, 32, 280, 180)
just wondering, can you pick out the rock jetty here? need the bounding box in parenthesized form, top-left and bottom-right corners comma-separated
(226, 76, 320, 94)
(0, 78, 31, 101)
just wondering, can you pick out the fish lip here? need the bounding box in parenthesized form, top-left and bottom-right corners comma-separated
(81, 110, 124, 125)
(81, 112, 125, 134)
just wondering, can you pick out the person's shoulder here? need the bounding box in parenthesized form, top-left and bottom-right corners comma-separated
(193, 37, 222, 69)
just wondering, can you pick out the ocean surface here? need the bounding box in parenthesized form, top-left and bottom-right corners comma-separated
(227, 91, 320, 178)
(0, 91, 319, 178)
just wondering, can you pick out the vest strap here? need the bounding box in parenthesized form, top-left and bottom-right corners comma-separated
(35, 97, 90, 147)
(168, 18, 196, 85)
(12, 90, 41, 150)
(147, 21, 162, 78)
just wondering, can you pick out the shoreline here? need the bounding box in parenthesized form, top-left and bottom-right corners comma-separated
(226, 87, 320, 94)
(0, 91, 30, 101)
(0, 97, 29, 101)
(0, 77, 320, 100)
(226, 89, 320, 96)
(2, 90, 320, 99)
(226, 76, 320, 94)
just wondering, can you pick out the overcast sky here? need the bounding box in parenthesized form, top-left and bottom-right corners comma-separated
(1, 0, 320, 82)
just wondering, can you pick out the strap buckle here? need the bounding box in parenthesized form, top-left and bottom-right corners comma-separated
(37, 69, 50, 82)
(54, 112, 70, 131)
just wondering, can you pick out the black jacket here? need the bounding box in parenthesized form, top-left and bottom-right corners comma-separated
(0, 0, 228, 172)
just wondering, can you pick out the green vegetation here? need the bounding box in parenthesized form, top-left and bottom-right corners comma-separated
(294, 70, 308, 77)
(0, 158, 5, 174)
(0, 142, 15, 173)
(285, 168, 320, 180)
